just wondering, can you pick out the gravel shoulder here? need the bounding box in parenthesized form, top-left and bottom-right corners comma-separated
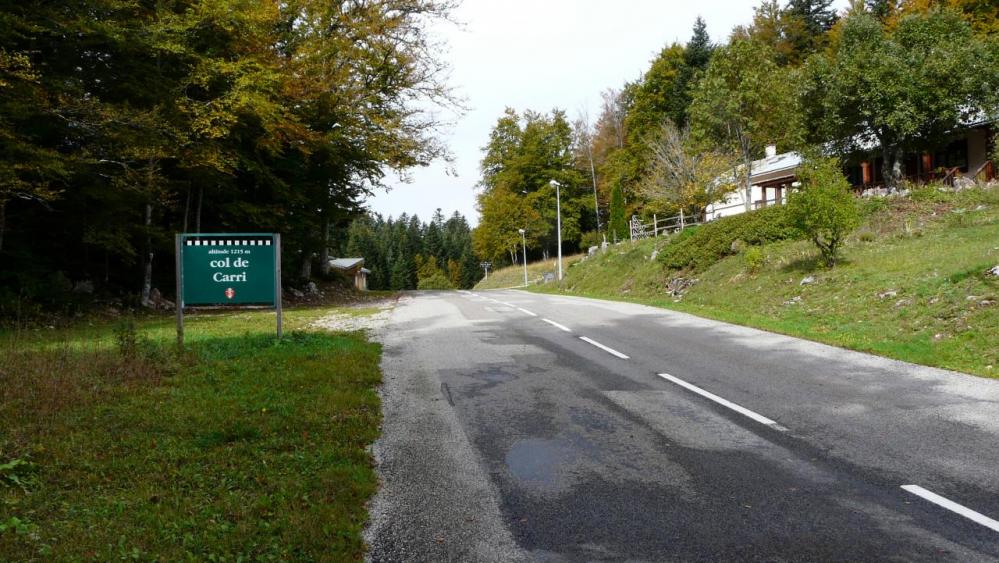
(363, 292, 528, 563)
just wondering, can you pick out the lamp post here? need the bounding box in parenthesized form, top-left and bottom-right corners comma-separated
(518, 229, 528, 286)
(550, 179, 563, 281)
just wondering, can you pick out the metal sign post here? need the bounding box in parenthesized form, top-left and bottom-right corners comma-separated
(480, 261, 491, 280)
(176, 233, 282, 349)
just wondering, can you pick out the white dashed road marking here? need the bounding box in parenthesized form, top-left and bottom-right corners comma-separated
(658, 373, 788, 432)
(901, 485, 999, 533)
(580, 337, 630, 359)
(542, 319, 572, 333)
(517, 307, 538, 317)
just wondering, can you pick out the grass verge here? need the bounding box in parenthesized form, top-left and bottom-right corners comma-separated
(1, 305, 384, 560)
(474, 254, 585, 290)
(529, 185, 999, 378)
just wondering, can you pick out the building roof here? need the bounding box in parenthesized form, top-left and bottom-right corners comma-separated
(329, 258, 365, 271)
(751, 151, 802, 180)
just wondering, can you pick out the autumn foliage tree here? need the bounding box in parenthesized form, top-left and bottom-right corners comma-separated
(0, 0, 458, 313)
(801, 8, 999, 190)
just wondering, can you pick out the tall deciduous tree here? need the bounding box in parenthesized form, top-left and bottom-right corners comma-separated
(689, 40, 803, 211)
(802, 8, 999, 190)
(638, 121, 737, 215)
(0, 0, 459, 310)
(475, 108, 589, 261)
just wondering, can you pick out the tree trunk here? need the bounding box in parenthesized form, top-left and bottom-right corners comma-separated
(319, 216, 331, 275)
(0, 199, 6, 253)
(739, 131, 754, 212)
(300, 254, 312, 280)
(140, 202, 154, 307)
(882, 144, 903, 191)
(587, 143, 600, 231)
(194, 184, 204, 233)
(743, 155, 753, 212)
(182, 184, 191, 233)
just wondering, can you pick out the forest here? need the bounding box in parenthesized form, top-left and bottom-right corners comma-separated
(344, 210, 481, 290)
(471, 0, 998, 266)
(0, 0, 458, 316)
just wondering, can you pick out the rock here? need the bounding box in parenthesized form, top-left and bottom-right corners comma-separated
(979, 299, 995, 308)
(290, 288, 305, 298)
(783, 296, 802, 306)
(650, 250, 658, 261)
(953, 176, 976, 190)
(306, 281, 319, 295)
(72, 280, 95, 294)
(986, 265, 999, 278)
(799, 275, 815, 286)
(146, 288, 175, 310)
(933, 333, 946, 341)
(966, 295, 980, 301)
(588, 245, 598, 257)
(877, 289, 898, 300)
(665, 277, 697, 297)
(894, 298, 913, 308)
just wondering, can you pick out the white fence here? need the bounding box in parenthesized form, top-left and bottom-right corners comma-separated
(629, 211, 702, 241)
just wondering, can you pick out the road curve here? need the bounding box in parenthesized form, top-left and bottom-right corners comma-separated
(365, 290, 999, 562)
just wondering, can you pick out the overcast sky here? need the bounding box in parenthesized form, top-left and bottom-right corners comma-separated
(366, 0, 849, 226)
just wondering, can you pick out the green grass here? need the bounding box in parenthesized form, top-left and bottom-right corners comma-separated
(532, 185, 999, 378)
(474, 254, 585, 290)
(1, 305, 384, 560)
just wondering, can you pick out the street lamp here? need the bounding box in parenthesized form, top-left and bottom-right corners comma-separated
(550, 179, 563, 281)
(518, 228, 528, 286)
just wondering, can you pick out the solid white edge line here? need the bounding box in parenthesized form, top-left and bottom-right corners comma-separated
(657, 373, 788, 432)
(542, 318, 572, 333)
(579, 336, 629, 359)
(901, 485, 999, 533)
(517, 307, 538, 317)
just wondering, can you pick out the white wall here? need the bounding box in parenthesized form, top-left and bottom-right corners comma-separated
(705, 186, 787, 221)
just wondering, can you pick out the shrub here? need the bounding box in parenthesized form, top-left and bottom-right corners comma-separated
(416, 272, 454, 290)
(658, 205, 801, 272)
(857, 230, 876, 243)
(579, 230, 603, 249)
(744, 246, 765, 273)
(787, 157, 860, 266)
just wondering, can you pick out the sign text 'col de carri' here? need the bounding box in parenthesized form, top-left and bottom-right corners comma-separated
(179, 234, 279, 306)
(175, 233, 283, 346)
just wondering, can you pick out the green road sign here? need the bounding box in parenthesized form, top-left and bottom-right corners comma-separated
(179, 234, 278, 306)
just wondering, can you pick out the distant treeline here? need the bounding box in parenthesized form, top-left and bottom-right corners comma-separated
(0, 1, 455, 316)
(345, 211, 480, 291)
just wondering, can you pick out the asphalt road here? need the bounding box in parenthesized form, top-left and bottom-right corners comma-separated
(365, 290, 999, 562)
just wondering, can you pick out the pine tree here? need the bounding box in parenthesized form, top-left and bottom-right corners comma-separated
(684, 17, 714, 70)
(784, 0, 839, 61)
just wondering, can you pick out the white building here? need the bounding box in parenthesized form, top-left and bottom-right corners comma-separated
(705, 146, 801, 221)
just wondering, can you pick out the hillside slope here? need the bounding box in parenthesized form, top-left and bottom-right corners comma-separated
(474, 254, 584, 290)
(532, 185, 999, 377)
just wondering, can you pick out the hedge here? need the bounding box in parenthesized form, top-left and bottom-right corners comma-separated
(658, 205, 803, 272)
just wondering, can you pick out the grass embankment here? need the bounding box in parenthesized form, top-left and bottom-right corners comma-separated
(1, 303, 387, 560)
(475, 254, 585, 290)
(532, 185, 999, 378)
